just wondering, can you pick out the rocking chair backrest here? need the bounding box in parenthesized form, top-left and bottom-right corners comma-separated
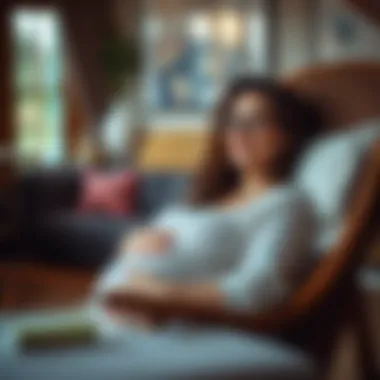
(251, 62, 380, 364)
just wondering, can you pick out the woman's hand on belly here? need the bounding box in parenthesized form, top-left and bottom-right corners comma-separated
(105, 273, 170, 306)
(120, 228, 174, 254)
(102, 273, 170, 329)
(105, 300, 162, 330)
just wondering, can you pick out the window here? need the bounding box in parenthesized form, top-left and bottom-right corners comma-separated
(12, 8, 65, 167)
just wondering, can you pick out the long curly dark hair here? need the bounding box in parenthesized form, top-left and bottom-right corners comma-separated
(189, 76, 323, 205)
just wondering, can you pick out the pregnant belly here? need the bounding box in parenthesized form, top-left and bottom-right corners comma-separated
(119, 215, 242, 281)
(126, 229, 175, 254)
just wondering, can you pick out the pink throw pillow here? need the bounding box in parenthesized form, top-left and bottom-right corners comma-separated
(79, 169, 138, 215)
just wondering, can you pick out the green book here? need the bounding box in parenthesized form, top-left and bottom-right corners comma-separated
(18, 321, 99, 351)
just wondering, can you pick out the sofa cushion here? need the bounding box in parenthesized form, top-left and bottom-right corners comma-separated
(138, 172, 191, 217)
(36, 213, 143, 269)
(78, 169, 139, 216)
(17, 167, 82, 215)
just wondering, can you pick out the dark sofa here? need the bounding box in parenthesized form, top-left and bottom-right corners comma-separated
(10, 167, 190, 269)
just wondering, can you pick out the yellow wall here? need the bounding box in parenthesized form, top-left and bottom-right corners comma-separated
(137, 130, 209, 172)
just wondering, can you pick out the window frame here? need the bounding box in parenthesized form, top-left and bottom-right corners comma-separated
(8, 0, 86, 168)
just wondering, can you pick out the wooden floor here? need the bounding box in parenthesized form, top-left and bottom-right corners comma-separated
(0, 262, 94, 311)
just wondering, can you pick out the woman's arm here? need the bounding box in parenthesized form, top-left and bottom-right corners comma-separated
(105, 199, 315, 326)
(104, 278, 232, 325)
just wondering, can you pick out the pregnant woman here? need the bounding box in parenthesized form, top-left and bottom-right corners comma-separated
(93, 77, 321, 333)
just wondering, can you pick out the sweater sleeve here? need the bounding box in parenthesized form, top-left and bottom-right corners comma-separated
(219, 196, 316, 312)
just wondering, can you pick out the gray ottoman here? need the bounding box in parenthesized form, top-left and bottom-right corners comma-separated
(0, 309, 317, 380)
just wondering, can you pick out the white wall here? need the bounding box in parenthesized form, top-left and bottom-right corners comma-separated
(316, 0, 380, 62)
(276, 0, 316, 75)
(275, 0, 380, 75)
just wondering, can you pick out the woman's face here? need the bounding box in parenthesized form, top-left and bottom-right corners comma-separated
(224, 92, 291, 173)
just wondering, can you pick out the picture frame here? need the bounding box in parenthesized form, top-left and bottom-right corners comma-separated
(141, 0, 271, 128)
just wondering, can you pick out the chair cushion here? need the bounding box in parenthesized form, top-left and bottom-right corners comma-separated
(295, 119, 380, 252)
